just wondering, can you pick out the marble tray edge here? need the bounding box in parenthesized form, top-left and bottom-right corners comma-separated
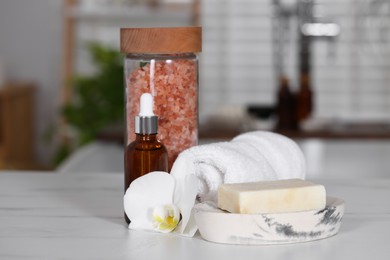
(194, 196, 345, 245)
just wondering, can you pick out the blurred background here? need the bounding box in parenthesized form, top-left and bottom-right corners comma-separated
(1, 0, 390, 177)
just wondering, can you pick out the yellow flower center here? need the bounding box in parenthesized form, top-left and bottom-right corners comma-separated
(152, 204, 181, 233)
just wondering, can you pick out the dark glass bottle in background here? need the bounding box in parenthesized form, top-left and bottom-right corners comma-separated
(124, 93, 168, 224)
(276, 76, 298, 130)
(297, 74, 313, 121)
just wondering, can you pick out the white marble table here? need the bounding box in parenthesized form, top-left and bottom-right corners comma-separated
(0, 171, 389, 260)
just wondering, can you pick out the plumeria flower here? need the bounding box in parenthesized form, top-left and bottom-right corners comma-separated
(124, 171, 198, 236)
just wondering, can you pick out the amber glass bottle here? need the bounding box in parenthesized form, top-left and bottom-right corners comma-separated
(125, 134, 168, 189)
(276, 76, 298, 130)
(124, 93, 168, 224)
(297, 74, 313, 121)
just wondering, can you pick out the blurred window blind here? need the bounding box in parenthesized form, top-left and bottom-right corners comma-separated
(313, 0, 390, 121)
(200, 0, 390, 122)
(200, 0, 274, 120)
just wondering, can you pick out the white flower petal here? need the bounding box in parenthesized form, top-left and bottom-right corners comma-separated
(124, 171, 174, 231)
(180, 208, 198, 237)
(153, 205, 169, 220)
(127, 216, 154, 231)
(172, 174, 198, 236)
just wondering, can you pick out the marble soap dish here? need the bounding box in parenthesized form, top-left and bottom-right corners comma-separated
(194, 196, 345, 245)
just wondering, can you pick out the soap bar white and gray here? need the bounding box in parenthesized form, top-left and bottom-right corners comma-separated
(218, 179, 326, 214)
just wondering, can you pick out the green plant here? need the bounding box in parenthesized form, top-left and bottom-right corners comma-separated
(56, 42, 124, 164)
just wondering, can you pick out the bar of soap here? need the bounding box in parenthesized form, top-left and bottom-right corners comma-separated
(218, 179, 326, 214)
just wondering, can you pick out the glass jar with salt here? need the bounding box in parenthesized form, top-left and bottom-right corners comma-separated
(120, 27, 201, 170)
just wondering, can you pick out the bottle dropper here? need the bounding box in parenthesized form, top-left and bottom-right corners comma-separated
(135, 93, 158, 134)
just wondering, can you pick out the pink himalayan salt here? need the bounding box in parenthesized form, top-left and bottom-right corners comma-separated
(126, 59, 198, 169)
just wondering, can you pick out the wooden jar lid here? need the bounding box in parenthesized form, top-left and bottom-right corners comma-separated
(120, 27, 202, 54)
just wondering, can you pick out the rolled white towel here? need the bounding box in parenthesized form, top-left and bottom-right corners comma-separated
(170, 131, 306, 203)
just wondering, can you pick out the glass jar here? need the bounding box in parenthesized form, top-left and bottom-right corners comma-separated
(120, 27, 202, 170)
